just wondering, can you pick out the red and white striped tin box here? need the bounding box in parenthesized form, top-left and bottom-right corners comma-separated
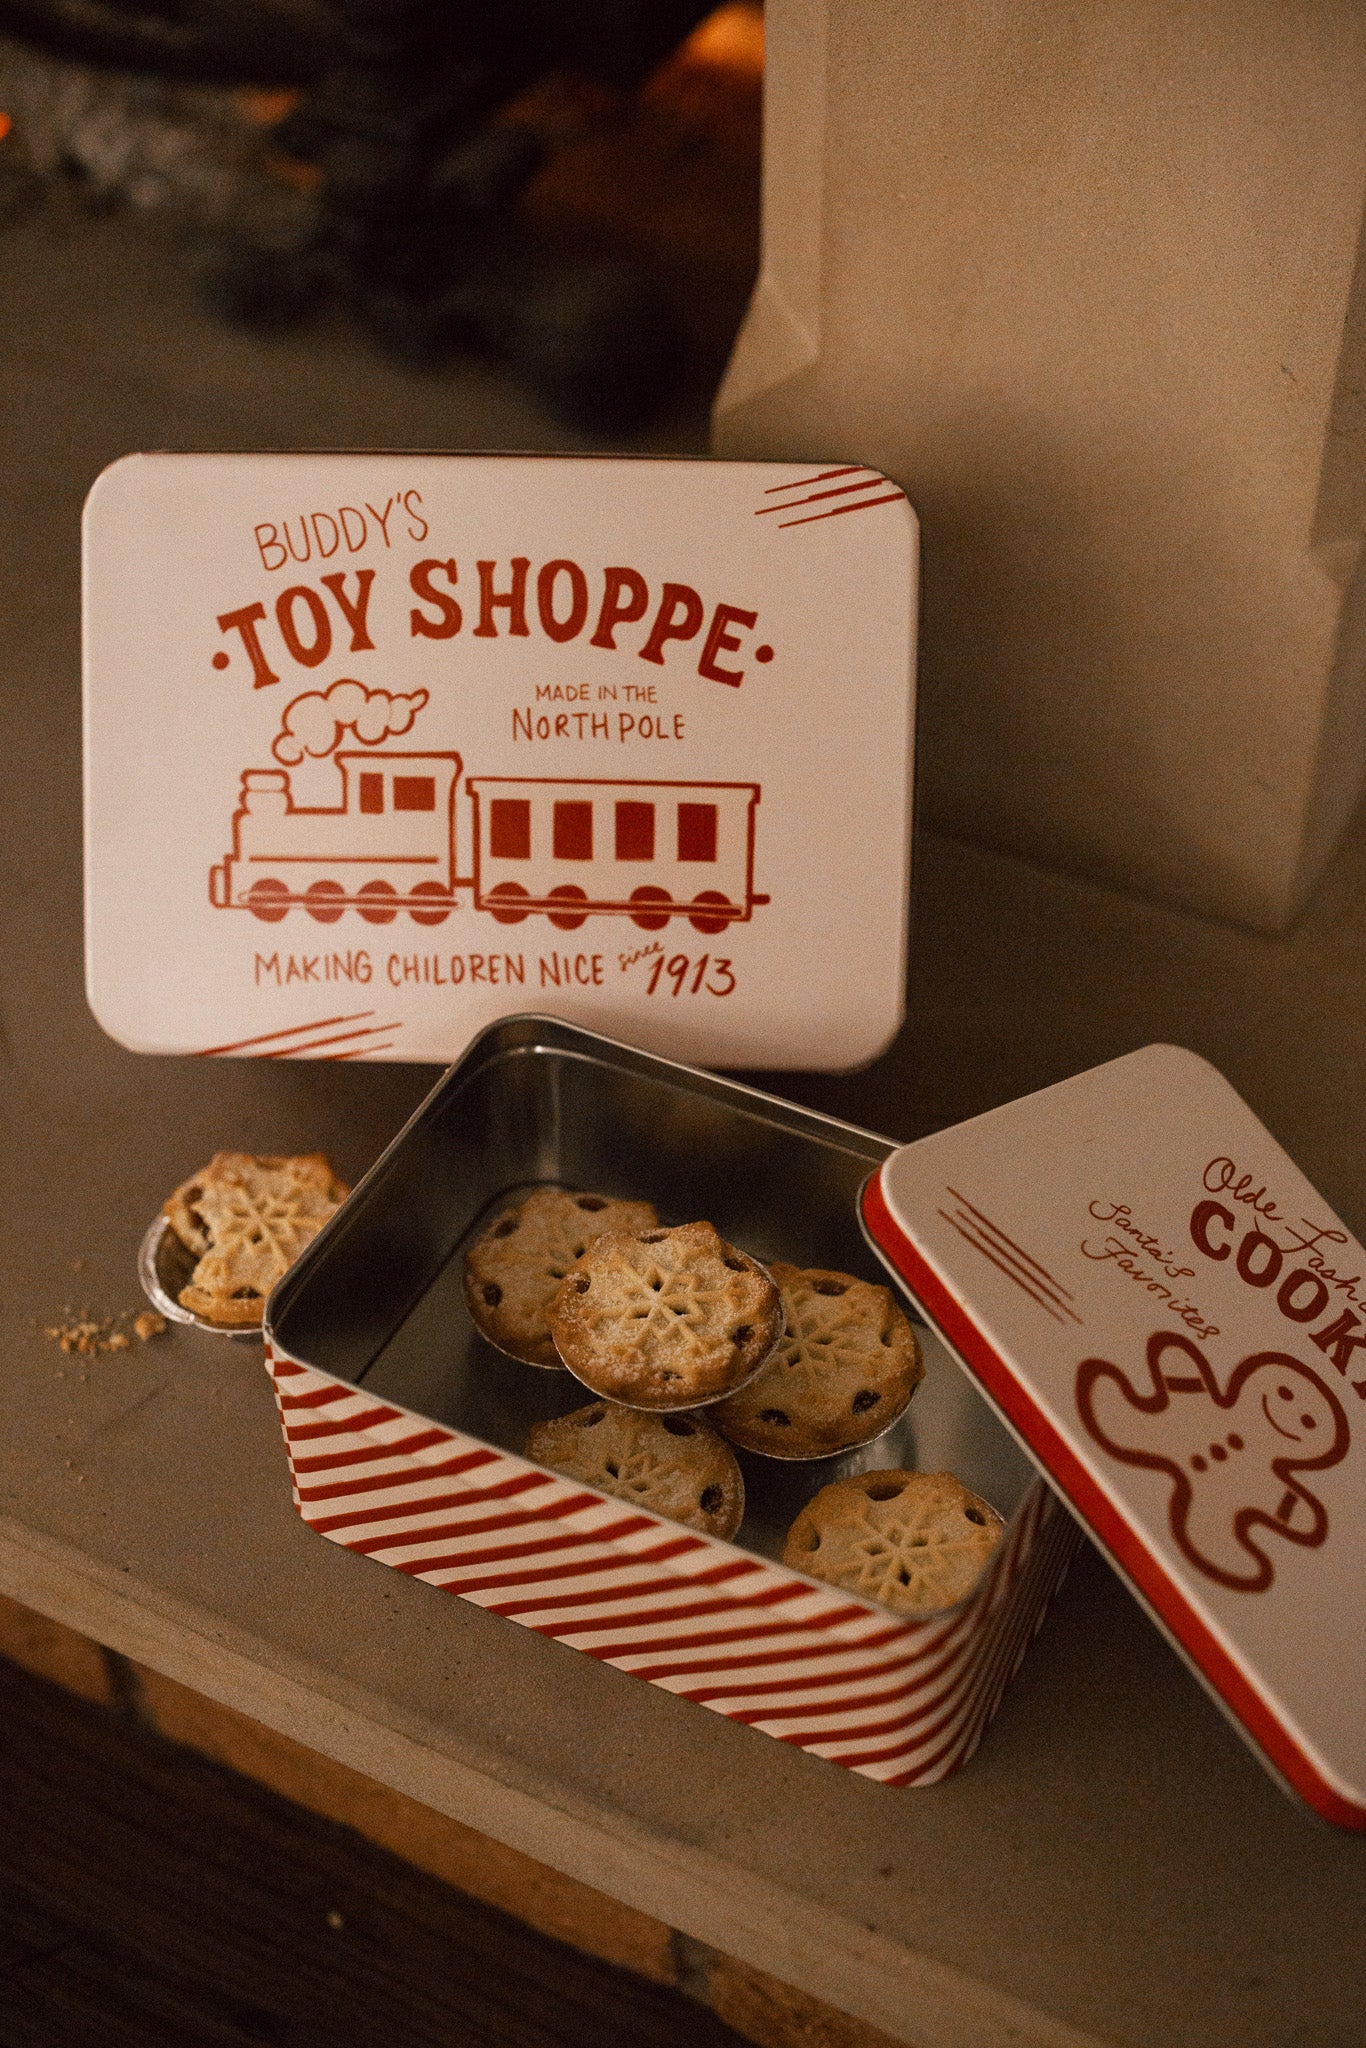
(263, 1352, 1077, 1785)
(268, 1023, 1366, 1818)
(264, 1015, 1081, 1789)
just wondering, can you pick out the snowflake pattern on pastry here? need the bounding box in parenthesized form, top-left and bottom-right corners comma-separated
(783, 1470, 1003, 1616)
(548, 1220, 784, 1409)
(526, 1401, 744, 1538)
(464, 1187, 658, 1367)
(164, 1152, 348, 1328)
(712, 1263, 923, 1457)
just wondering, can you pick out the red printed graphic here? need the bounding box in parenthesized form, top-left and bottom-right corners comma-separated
(210, 685, 769, 935)
(1075, 1331, 1350, 1592)
(271, 678, 429, 764)
(466, 777, 766, 934)
(210, 748, 462, 926)
(937, 1189, 1084, 1327)
(194, 1011, 404, 1060)
(756, 468, 908, 531)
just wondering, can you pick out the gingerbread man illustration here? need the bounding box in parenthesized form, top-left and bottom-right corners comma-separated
(1075, 1330, 1349, 1592)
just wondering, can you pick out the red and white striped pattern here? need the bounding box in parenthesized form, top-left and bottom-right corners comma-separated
(265, 1348, 1081, 1785)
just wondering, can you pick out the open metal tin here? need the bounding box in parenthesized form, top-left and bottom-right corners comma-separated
(264, 1014, 1078, 1787)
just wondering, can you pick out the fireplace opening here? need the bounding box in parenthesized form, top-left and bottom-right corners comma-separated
(0, 1, 762, 433)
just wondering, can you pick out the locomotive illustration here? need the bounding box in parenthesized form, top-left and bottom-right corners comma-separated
(209, 751, 767, 934)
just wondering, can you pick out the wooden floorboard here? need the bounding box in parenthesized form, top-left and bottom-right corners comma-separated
(0, 1655, 746, 2048)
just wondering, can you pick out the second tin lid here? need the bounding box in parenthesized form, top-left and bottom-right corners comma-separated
(861, 1044, 1366, 1829)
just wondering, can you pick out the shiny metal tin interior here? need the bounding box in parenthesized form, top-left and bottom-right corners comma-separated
(268, 1016, 1036, 1566)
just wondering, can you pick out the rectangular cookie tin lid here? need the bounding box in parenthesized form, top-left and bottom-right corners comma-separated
(861, 1044, 1366, 1827)
(82, 453, 916, 1072)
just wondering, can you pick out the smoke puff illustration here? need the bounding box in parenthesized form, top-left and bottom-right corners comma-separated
(272, 679, 430, 765)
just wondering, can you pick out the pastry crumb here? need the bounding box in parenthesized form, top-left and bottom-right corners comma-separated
(44, 1306, 166, 1357)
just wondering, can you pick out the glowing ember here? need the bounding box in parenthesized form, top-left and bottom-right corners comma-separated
(681, 4, 765, 77)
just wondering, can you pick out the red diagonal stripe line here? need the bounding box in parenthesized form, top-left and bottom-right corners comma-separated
(741, 1657, 982, 1738)
(286, 1403, 403, 1442)
(729, 1667, 963, 1729)
(293, 1426, 493, 1474)
(756, 477, 895, 517)
(943, 1206, 1082, 1323)
(311, 1485, 614, 1538)
(944, 1187, 1077, 1300)
(308, 1479, 557, 1535)
(196, 1011, 375, 1056)
(890, 1547, 1047, 1777)
(324, 1041, 399, 1060)
(718, 1513, 1034, 1752)
(393, 1531, 696, 1572)
(294, 1445, 497, 1502)
(405, 1535, 702, 1595)
(937, 1215, 1069, 1324)
(680, 1659, 916, 1708)
(589, 1613, 864, 1662)
(494, 1556, 765, 1621)
(537, 1590, 794, 1640)
(626, 1620, 910, 1683)
(786, 1670, 976, 1761)
(763, 466, 867, 493)
(524, 1570, 795, 1632)
(260, 1022, 402, 1059)
(795, 1631, 989, 1769)
(277, 1384, 354, 1410)
(632, 1586, 976, 1684)
(329, 1495, 607, 1545)
(778, 492, 906, 529)
(785, 1594, 1015, 1748)
(408, 1531, 699, 1586)
(675, 1630, 971, 1706)
(575, 1594, 869, 1659)
(772, 1587, 1012, 1752)
(352, 1517, 656, 1569)
(675, 1654, 914, 1703)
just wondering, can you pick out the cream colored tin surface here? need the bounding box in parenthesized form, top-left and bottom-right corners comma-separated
(83, 454, 916, 1070)
(863, 1044, 1366, 1828)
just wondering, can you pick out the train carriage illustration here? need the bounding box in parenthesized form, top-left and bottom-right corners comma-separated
(209, 754, 767, 934)
(467, 775, 765, 933)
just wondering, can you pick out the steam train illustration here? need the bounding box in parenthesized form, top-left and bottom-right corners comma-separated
(209, 751, 768, 933)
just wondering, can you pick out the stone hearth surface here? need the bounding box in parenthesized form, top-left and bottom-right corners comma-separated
(4, 189, 1366, 2048)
